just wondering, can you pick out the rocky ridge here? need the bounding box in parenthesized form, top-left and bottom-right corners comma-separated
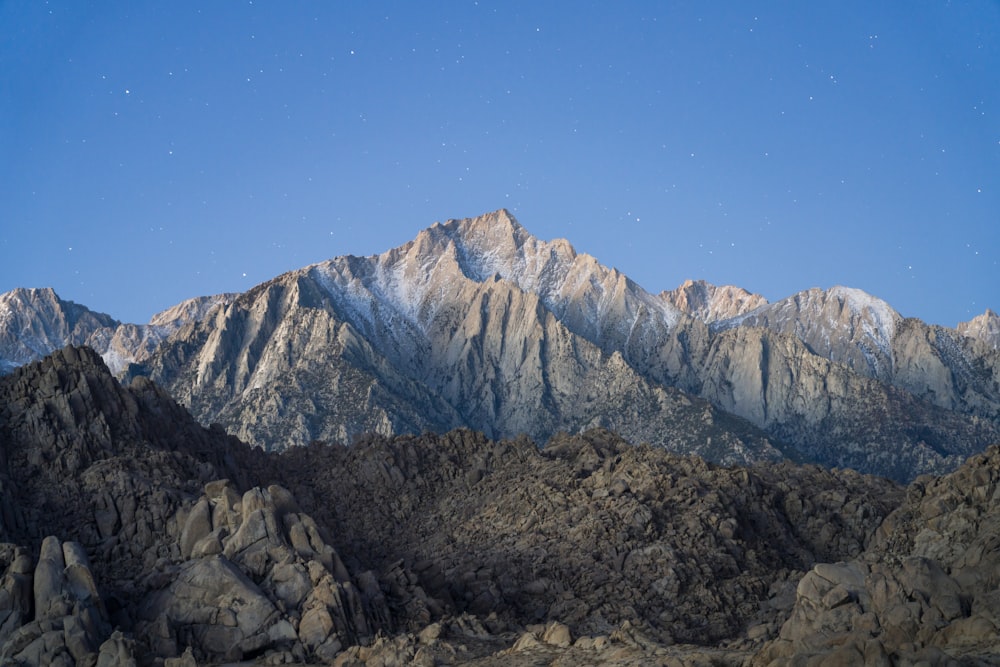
(661, 279, 768, 324)
(277, 428, 900, 649)
(136, 211, 999, 481)
(752, 443, 1000, 665)
(4, 346, 1000, 664)
(137, 252, 787, 466)
(958, 308, 1000, 350)
(2, 211, 998, 482)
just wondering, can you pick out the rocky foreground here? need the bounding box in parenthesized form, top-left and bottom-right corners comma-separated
(0, 347, 998, 665)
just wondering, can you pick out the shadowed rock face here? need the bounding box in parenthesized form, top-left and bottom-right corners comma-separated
(0, 347, 388, 664)
(274, 428, 902, 647)
(0, 346, 903, 665)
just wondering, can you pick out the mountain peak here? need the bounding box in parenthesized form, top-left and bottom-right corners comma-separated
(438, 208, 533, 257)
(662, 279, 767, 323)
(957, 308, 1000, 349)
(713, 285, 901, 379)
(0, 287, 120, 373)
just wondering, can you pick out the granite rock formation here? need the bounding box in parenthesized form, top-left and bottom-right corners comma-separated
(0, 347, 387, 664)
(753, 444, 1000, 666)
(3, 346, 1000, 664)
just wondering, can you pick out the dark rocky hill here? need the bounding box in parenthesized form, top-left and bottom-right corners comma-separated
(0, 348, 928, 664)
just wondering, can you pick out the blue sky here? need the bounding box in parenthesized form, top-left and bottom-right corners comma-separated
(1, 2, 997, 326)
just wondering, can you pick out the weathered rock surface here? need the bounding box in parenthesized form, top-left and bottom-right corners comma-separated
(4, 345, 1000, 664)
(137, 233, 787, 466)
(0, 347, 388, 664)
(276, 427, 901, 647)
(0, 287, 119, 374)
(752, 444, 1000, 665)
(0, 287, 234, 375)
(132, 211, 999, 481)
(661, 278, 768, 324)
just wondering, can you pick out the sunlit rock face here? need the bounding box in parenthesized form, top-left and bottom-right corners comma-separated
(2, 210, 999, 481)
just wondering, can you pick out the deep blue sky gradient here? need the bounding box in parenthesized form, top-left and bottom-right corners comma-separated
(2, 2, 998, 326)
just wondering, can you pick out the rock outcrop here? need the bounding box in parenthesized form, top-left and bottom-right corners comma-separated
(0, 347, 388, 663)
(276, 428, 902, 647)
(4, 345, 1000, 664)
(752, 444, 1000, 665)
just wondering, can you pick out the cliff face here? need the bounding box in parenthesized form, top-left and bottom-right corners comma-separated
(138, 256, 783, 465)
(3, 211, 998, 481)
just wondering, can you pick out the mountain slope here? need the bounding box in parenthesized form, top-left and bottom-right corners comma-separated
(753, 443, 1000, 665)
(4, 210, 998, 481)
(139, 253, 784, 464)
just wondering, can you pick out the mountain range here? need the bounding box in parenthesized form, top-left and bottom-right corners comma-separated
(2, 209, 999, 481)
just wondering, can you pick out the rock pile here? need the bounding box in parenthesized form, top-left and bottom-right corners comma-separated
(277, 428, 901, 646)
(753, 445, 1000, 665)
(0, 347, 388, 663)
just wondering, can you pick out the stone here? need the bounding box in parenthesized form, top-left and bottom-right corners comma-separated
(542, 621, 572, 648)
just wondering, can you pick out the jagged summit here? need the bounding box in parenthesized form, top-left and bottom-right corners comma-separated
(958, 307, 1000, 349)
(713, 285, 901, 379)
(0, 287, 119, 373)
(661, 279, 768, 323)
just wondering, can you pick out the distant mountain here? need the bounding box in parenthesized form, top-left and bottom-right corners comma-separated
(134, 211, 784, 465)
(0, 287, 118, 373)
(1, 210, 997, 481)
(661, 278, 768, 323)
(0, 287, 235, 374)
(958, 308, 1000, 350)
